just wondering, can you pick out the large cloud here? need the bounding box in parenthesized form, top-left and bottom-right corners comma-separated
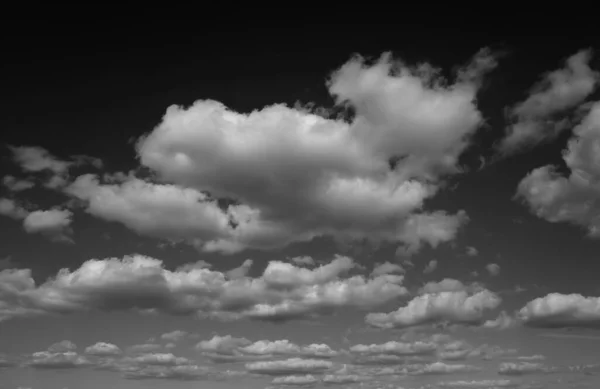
(0, 254, 407, 323)
(518, 293, 600, 328)
(94, 50, 494, 254)
(498, 49, 598, 153)
(365, 289, 501, 329)
(516, 101, 600, 237)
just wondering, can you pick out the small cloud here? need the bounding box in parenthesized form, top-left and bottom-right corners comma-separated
(371, 262, 405, 277)
(245, 358, 333, 376)
(48, 340, 77, 353)
(84, 342, 122, 356)
(423, 260, 438, 274)
(465, 246, 479, 257)
(290, 256, 316, 266)
(2, 176, 35, 192)
(482, 311, 519, 330)
(485, 263, 500, 276)
(160, 330, 189, 343)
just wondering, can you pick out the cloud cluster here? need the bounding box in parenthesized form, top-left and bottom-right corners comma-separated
(499, 49, 598, 153)
(197, 336, 338, 363)
(518, 292, 600, 328)
(0, 253, 407, 323)
(516, 101, 600, 238)
(365, 287, 501, 329)
(0, 198, 73, 242)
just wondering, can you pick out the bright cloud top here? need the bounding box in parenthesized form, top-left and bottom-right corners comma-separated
(0, 254, 407, 323)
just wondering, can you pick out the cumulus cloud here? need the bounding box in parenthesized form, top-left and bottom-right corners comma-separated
(418, 278, 478, 294)
(349, 340, 437, 356)
(423, 259, 438, 274)
(370, 261, 405, 277)
(436, 379, 518, 388)
(486, 263, 500, 276)
(498, 362, 551, 376)
(290, 256, 316, 267)
(27, 342, 90, 370)
(246, 358, 333, 376)
(0, 198, 29, 219)
(365, 289, 501, 329)
(96, 350, 231, 382)
(29, 351, 90, 369)
(483, 311, 520, 330)
(160, 330, 189, 342)
(85, 50, 495, 255)
(197, 336, 337, 363)
(48, 340, 77, 353)
(7, 145, 102, 189)
(409, 361, 480, 375)
(271, 374, 319, 385)
(240, 340, 338, 359)
(518, 293, 600, 328)
(22, 209, 73, 242)
(0, 198, 73, 242)
(0, 253, 408, 323)
(2, 176, 35, 192)
(465, 246, 479, 256)
(516, 101, 600, 237)
(498, 49, 599, 153)
(84, 342, 122, 356)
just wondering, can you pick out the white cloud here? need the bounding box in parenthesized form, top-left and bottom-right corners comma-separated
(290, 256, 315, 266)
(499, 49, 599, 153)
(518, 293, 600, 328)
(370, 261, 405, 277)
(423, 259, 438, 274)
(127, 353, 192, 366)
(418, 279, 475, 294)
(465, 246, 478, 256)
(48, 340, 77, 353)
(485, 263, 500, 276)
(196, 336, 337, 364)
(409, 361, 480, 375)
(246, 358, 333, 376)
(0, 199, 73, 242)
(395, 211, 469, 256)
(240, 340, 337, 358)
(349, 340, 437, 356)
(9, 146, 71, 175)
(160, 330, 188, 342)
(2, 176, 35, 192)
(516, 101, 600, 237)
(516, 354, 545, 361)
(23, 209, 73, 242)
(110, 51, 494, 254)
(365, 289, 501, 329)
(436, 379, 517, 388)
(483, 311, 519, 330)
(321, 374, 369, 384)
(498, 362, 551, 375)
(271, 374, 319, 385)
(29, 351, 90, 369)
(0, 255, 407, 320)
(0, 198, 28, 219)
(84, 342, 122, 356)
(0, 253, 408, 323)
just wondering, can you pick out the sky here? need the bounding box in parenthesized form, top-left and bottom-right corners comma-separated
(1, 22, 600, 389)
